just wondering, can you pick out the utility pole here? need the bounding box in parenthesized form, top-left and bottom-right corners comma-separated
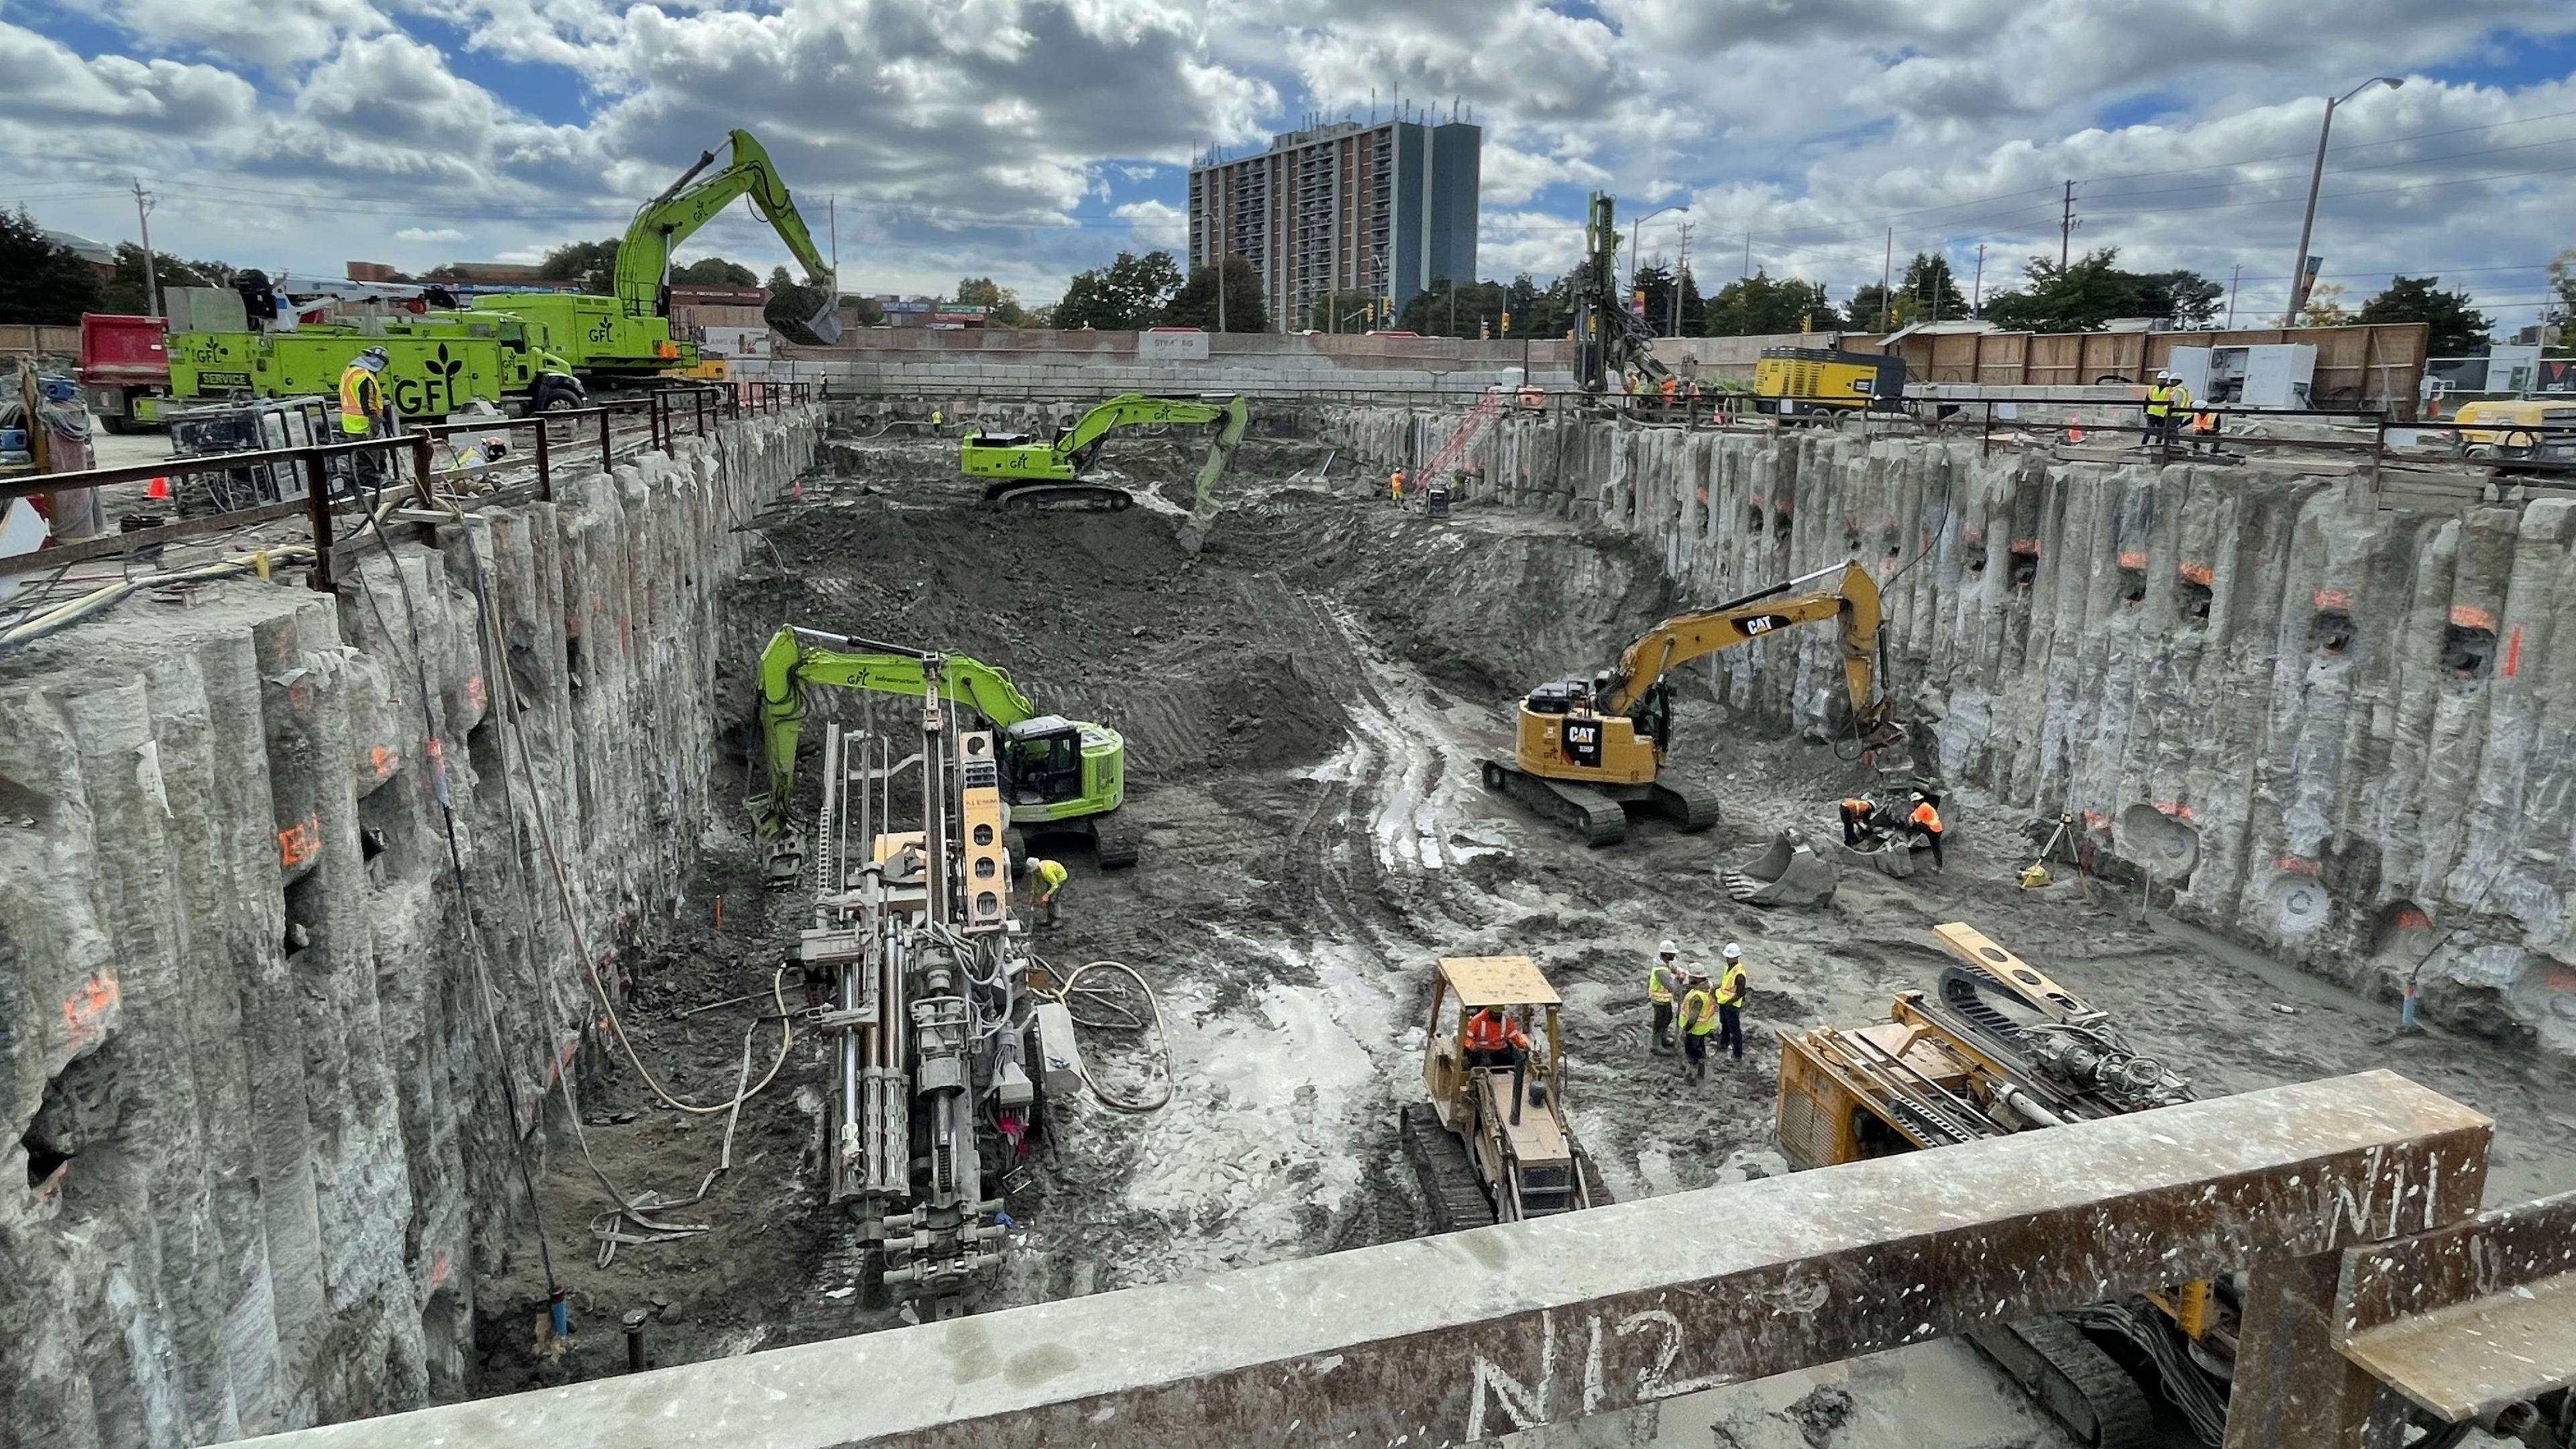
(2226, 262, 2241, 329)
(1742, 231, 1752, 280)
(1972, 243, 1985, 317)
(2058, 179, 2078, 270)
(131, 178, 161, 319)
(1672, 223, 1692, 337)
(1880, 227, 1893, 332)
(2287, 77, 2403, 323)
(1217, 252, 1227, 334)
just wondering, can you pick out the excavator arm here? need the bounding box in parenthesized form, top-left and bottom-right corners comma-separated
(1055, 394, 1247, 489)
(619, 129, 841, 343)
(1598, 561, 1891, 729)
(753, 626, 1041, 836)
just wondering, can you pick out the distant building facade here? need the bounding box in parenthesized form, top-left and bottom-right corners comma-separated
(1188, 119, 1480, 331)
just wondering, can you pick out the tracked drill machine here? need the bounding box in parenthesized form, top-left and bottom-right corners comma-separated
(1776, 923, 2224, 1449)
(795, 667, 1063, 1318)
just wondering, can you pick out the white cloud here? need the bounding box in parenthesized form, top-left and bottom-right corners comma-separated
(5, 0, 2574, 331)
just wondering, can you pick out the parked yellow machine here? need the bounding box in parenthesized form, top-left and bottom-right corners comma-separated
(1776, 922, 2224, 1449)
(2445, 398, 2576, 458)
(1755, 346, 1906, 412)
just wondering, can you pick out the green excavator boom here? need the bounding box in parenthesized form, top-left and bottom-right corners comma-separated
(752, 626, 1126, 840)
(616, 129, 840, 343)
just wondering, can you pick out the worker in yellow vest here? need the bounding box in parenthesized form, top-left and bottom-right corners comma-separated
(1677, 972, 1718, 1083)
(1646, 939, 1684, 1057)
(338, 346, 392, 495)
(2145, 370, 2192, 449)
(1028, 856, 1069, 927)
(1714, 945, 1750, 1063)
(1389, 467, 1407, 506)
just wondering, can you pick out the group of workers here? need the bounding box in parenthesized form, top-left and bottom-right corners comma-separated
(1836, 788, 1945, 868)
(1646, 937, 1749, 1083)
(2143, 369, 2220, 451)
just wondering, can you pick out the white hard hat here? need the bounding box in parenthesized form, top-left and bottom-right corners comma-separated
(1658, 939, 1678, 956)
(1723, 943, 1742, 961)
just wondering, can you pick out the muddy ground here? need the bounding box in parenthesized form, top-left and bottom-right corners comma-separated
(478, 431, 2576, 1446)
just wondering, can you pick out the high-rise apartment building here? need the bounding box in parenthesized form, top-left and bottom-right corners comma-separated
(1187, 119, 1480, 332)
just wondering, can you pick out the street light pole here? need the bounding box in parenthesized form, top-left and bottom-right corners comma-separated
(2286, 76, 2403, 324)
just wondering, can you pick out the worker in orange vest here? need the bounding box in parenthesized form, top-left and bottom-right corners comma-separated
(1907, 791, 1944, 869)
(1462, 1004, 1529, 1069)
(1389, 467, 1407, 506)
(1837, 796, 1885, 847)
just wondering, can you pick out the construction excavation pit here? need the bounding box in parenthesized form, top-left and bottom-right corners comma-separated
(11, 401, 2576, 1449)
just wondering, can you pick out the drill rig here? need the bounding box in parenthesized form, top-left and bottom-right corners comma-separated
(1570, 193, 1674, 398)
(1776, 922, 2222, 1449)
(794, 671, 1064, 1319)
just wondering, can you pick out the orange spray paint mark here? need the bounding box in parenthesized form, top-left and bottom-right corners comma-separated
(2395, 908, 2432, 930)
(63, 973, 121, 1049)
(2448, 604, 2496, 631)
(2156, 801, 2193, 822)
(2506, 626, 2523, 677)
(2118, 550, 2147, 569)
(2009, 537, 2040, 556)
(2179, 561, 2214, 586)
(466, 674, 487, 714)
(428, 1252, 451, 1291)
(2275, 856, 2320, 877)
(278, 815, 321, 869)
(370, 745, 395, 780)
(2314, 587, 2353, 610)
(2081, 810, 2110, 830)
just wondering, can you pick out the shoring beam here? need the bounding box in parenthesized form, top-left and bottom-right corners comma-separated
(244, 1071, 2488, 1449)
(2335, 1189, 2576, 1421)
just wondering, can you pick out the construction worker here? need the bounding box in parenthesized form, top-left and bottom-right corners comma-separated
(1677, 972, 1718, 1083)
(1714, 944, 1749, 1063)
(1389, 466, 1407, 506)
(1907, 791, 1945, 869)
(1659, 374, 1678, 409)
(1646, 940, 1684, 1057)
(1462, 1004, 1529, 1070)
(2145, 370, 2187, 449)
(1837, 796, 1882, 847)
(337, 346, 393, 496)
(1028, 856, 1069, 926)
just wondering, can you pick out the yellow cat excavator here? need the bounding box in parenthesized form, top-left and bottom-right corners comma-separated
(1481, 559, 1905, 845)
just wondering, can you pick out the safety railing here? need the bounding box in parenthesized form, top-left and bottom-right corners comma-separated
(1, 380, 822, 591)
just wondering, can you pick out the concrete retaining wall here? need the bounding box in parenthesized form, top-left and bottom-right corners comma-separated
(0, 409, 822, 1445)
(1321, 405, 2576, 1055)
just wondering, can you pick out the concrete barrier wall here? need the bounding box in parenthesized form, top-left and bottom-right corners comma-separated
(0, 409, 822, 1445)
(756, 327, 1576, 396)
(1321, 405, 2576, 1055)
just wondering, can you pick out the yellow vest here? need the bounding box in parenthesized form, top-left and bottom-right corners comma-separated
(1716, 963, 1748, 1008)
(2145, 382, 2175, 417)
(1680, 988, 1718, 1034)
(339, 366, 382, 435)
(1647, 961, 1680, 1004)
(1034, 859, 1067, 895)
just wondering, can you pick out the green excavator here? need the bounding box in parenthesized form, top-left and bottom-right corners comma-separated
(959, 393, 1248, 531)
(472, 127, 841, 389)
(753, 627, 1138, 875)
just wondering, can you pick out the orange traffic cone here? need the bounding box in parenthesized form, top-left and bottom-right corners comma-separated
(144, 476, 170, 500)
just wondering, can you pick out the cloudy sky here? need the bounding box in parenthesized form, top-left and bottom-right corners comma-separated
(7, 0, 2576, 329)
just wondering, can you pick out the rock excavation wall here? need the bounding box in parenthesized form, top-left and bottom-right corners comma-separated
(0, 410, 822, 1447)
(1320, 405, 2576, 1055)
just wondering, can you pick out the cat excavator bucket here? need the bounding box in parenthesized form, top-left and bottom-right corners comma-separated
(1722, 830, 1839, 906)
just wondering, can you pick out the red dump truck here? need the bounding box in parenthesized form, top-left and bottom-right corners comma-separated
(78, 313, 171, 433)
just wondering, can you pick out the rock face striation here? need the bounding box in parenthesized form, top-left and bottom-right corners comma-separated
(1323, 406, 2576, 1055)
(0, 412, 820, 1446)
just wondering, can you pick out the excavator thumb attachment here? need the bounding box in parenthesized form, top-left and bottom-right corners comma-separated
(1175, 394, 1250, 556)
(803, 280, 844, 345)
(1723, 830, 1839, 907)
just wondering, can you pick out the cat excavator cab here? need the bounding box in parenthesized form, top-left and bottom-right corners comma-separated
(1482, 559, 1909, 845)
(1401, 955, 1608, 1233)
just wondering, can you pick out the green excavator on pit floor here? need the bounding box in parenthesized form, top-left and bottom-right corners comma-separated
(752, 626, 1138, 875)
(959, 394, 1248, 547)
